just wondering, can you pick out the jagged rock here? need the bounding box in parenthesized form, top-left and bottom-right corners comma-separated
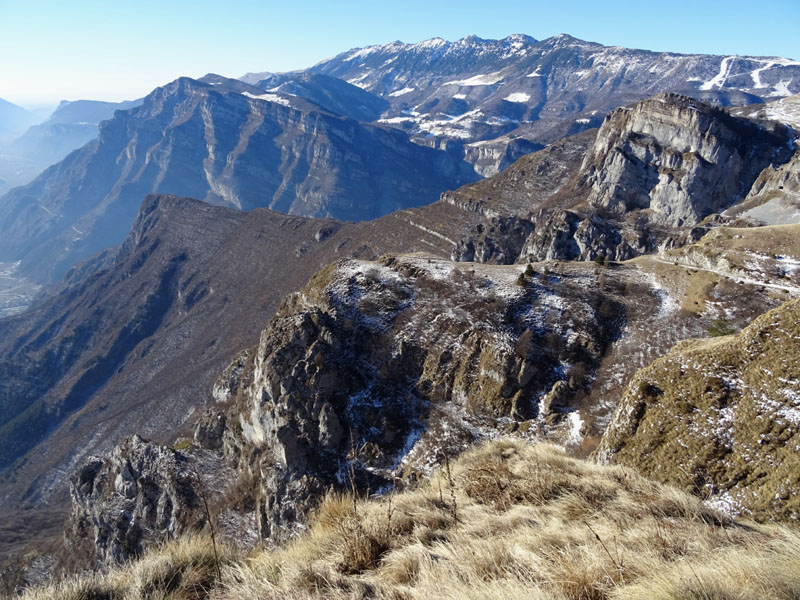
(517, 94, 795, 263)
(451, 216, 534, 263)
(66, 435, 203, 564)
(541, 380, 572, 416)
(212, 349, 251, 404)
(518, 210, 581, 262)
(462, 137, 544, 177)
(222, 255, 622, 541)
(445, 94, 795, 268)
(581, 93, 793, 227)
(735, 150, 800, 225)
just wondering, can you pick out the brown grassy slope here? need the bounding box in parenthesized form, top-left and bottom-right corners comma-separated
(13, 440, 800, 600)
(596, 298, 800, 521)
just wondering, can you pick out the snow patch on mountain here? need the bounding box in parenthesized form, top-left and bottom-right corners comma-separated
(389, 87, 416, 97)
(772, 80, 795, 96)
(700, 56, 737, 91)
(763, 98, 800, 129)
(504, 92, 530, 102)
(241, 92, 291, 107)
(443, 71, 505, 86)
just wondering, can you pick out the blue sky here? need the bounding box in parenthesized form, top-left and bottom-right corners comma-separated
(2, 0, 798, 107)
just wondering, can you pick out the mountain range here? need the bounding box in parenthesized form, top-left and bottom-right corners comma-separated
(1, 89, 798, 521)
(1, 33, 800, 593)
(2, 34, 800, 288)
(0, 98, 141, 199)
(0, 76, 477, 284)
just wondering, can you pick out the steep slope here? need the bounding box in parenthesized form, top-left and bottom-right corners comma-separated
(0, 76, 476, 283)
(0, 99, 44, 195)
(3, 91, 798, 512)
(597, 297, 800, 521)
(19, 441, 800, 599)
(210, 254, 628, 542)
(726, 94, 800, 224)
(210, 219, 800, 538)
(0, 190, 484, 511)
(306, 33, 800, 173)
(69, 229, 794, 558)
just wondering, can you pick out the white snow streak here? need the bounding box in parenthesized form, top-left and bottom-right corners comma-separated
(504, 92, 530, 103)
(443, 71, 505, 86)
(389, 87, 416, 97)
(242, 92, 291, 106)
(700, 56, 736, 91)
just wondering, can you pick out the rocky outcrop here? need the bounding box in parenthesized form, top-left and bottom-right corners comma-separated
(581, 93, 793, 227)
(596, 299, 800, 521)
(735, 150, 800, 225)
(215, 255, 623, 541)
(440, 94, 795, 268)
(518, 94, 794, 262)
(66, 436, 203, 564)
(462, 137, 544, 177)
(451, 216, 534, 263)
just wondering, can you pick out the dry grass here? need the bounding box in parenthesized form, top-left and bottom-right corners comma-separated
(12, 536, 230, 600)
(13, 441, 800, 600)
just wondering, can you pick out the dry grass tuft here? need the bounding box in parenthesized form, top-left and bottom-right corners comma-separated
(10, 536, 230, 600)
(13, 440, 800, 600)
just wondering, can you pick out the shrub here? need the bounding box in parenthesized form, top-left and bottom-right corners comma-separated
(708, 317, 735, 337)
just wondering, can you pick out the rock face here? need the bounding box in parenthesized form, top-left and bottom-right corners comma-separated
(581, 93, 792, 227)
(0, 187, 486, 511)
(0, 75, 476, 283)
(734, 150, 800, 225)
(66, 436, 202, 564)
(50, 223, 800, 562)
(216, 255, 623, 541)
(446, 94, 795, 265)
(596, 299, 800, 521)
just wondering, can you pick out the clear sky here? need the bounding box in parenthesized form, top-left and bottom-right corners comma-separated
(1, 0, 798, 107)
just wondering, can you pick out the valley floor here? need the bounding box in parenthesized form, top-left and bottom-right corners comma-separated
(0, 262, 39, 317)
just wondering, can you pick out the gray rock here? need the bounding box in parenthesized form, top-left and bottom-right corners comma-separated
(194, 412, 227, 450)
(66, 435, 202, 564)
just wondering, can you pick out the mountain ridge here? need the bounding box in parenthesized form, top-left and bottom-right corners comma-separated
(0, 75, 477, 284)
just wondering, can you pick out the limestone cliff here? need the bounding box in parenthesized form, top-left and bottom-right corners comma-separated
(581, 93, 790, 226)
(446, 94, 795, 266)
(66, 436, 203, 564)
